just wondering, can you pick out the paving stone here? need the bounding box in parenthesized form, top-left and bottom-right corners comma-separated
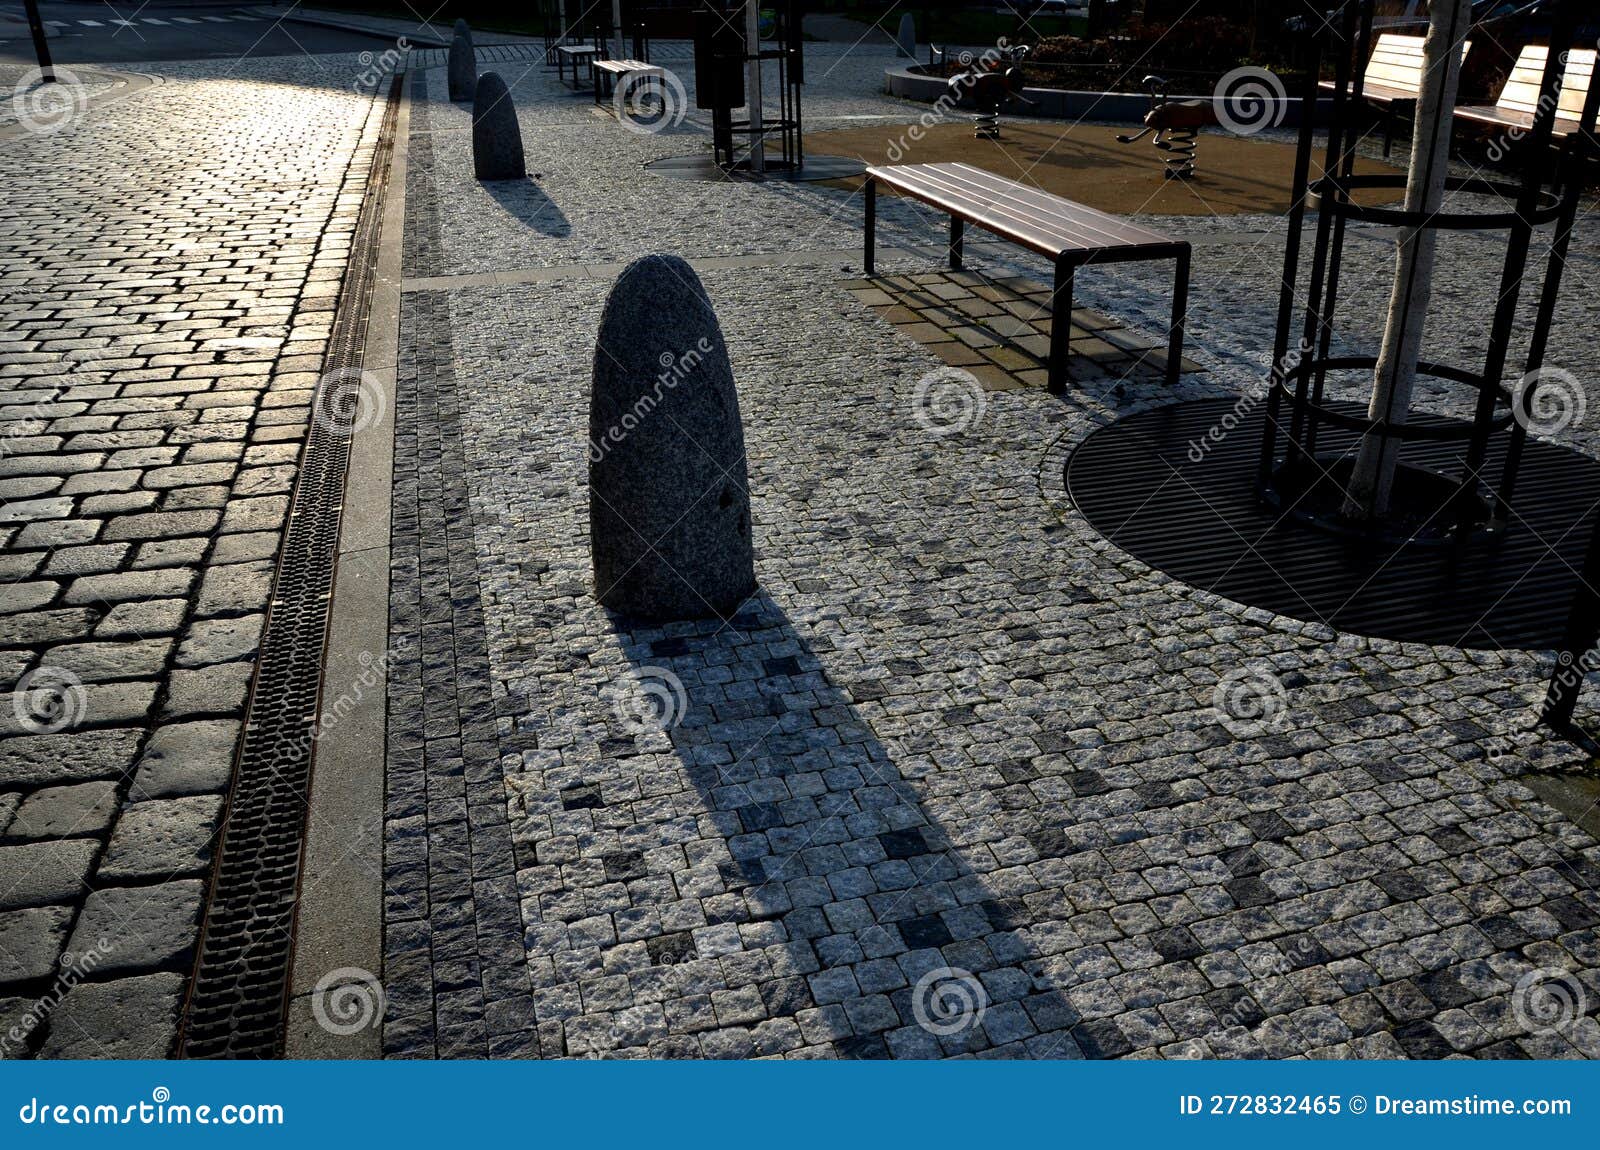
(0, 840, 98, 910)
(94, 599, 188, 638)
(0, 609, 97, 647)
(4, 782, 120, 842)
(66, 881, 205, 976)
(42, 544, 131, 578)
(100, 510, 220, 542)
(127, 720, 240, 799)
(0, 906, 73, 987)
(0, 582, 58, 615)
(36, 973, 185, 1059)
(0, 729, 142, 789)
(162, 663, 252, 719)
(133, 539, 208, 569)
(194, 560, 274, 617)
(42, 639, 172, 683)
(176, 613, 263, 667)
(99, 795, 224, 880)
(210, 530, 281, 565)
(64, 568, 195, 606)
(219, 496, 287, 534)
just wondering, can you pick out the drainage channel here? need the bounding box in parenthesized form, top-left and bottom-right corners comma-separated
(180, 74, 402, 1059)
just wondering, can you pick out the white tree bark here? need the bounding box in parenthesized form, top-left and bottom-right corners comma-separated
(1342, 0, 1472, 520)
(745, 1, 765, 175)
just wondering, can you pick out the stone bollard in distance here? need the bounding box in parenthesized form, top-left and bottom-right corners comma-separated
(472, 73, 526, 181)
(896, 13, 916, 59)
(589, 255, 756, 621)
(448, 19, 475, 102)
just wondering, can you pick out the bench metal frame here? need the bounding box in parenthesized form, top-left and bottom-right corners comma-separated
(556, 43, 601, 90)
(863, 162, 1190, 391)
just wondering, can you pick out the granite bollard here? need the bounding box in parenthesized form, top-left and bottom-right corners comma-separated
(896, 13, 916, 59)
(448, 19, 475, 102)
(472, 73, 525, 181)
(589, 255, 756, 621)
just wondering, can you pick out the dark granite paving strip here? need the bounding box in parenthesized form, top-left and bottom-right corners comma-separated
(384, 79, 535, 1059)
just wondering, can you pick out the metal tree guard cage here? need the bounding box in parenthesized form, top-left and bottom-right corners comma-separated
(696, 0, 806, 174)
(1256, 0, 1600, 542)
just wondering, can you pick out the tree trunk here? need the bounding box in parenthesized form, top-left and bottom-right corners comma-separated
(1341, 0, 1472, 521)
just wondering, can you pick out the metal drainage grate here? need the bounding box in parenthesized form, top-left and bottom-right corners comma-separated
(180, 74, 402, 1059)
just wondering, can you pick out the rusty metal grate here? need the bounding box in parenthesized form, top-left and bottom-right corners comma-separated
(180, 74, 402, 1059)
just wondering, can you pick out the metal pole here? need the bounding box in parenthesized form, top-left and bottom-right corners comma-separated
(24, 0, 55, 80)
(1543, 508, 1600, 729)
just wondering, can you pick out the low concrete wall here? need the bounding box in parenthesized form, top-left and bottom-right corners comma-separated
(884, 65, 1332, 128)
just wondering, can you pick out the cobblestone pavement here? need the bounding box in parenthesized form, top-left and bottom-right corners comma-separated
(0, 52, 383, 1058)
(386, 44, 1600, 1058)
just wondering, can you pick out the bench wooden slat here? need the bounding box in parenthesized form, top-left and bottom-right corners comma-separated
(1457, 44, 1597, 135)
(594, 59, 658, 74)
(1319, 33, 1471, 106)
(866, 162, 1177, 258)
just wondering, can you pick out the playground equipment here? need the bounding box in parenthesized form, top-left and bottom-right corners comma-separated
(947, 45, 1032, 140)
(693, 1, 806, 176)
(1116, 75, 1221, 179)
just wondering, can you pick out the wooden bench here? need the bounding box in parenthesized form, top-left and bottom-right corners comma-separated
(863, 162, 1191, 390)
(1456, 44, 1597, 139)
(1320, 33, 1472, 156)
(593, 58, 662, 107)
(556, 43, 601, 90)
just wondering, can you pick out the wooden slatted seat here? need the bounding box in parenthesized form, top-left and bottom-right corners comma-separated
(864, 162, 1191, 390)
(1456, 44, 1597, 138)
(1320, 34, 1472, 156)
(593, 58, 662, 106)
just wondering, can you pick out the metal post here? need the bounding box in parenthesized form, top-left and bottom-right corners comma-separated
(1460, 7, 1575, 534)
(1049, 256, 1077, 395)
(863, 176, 876, 276)
(24, 0, 54, 80)
(1167, 248, 1190, 388)
(1543, 508, 1600, 729)
(1256, 15, 1323, 489)
(1495, 15, 1600, 526)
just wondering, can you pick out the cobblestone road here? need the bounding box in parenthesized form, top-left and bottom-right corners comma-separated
(0, 52, 381, 1058)
(387, 45, 1600, 1058)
